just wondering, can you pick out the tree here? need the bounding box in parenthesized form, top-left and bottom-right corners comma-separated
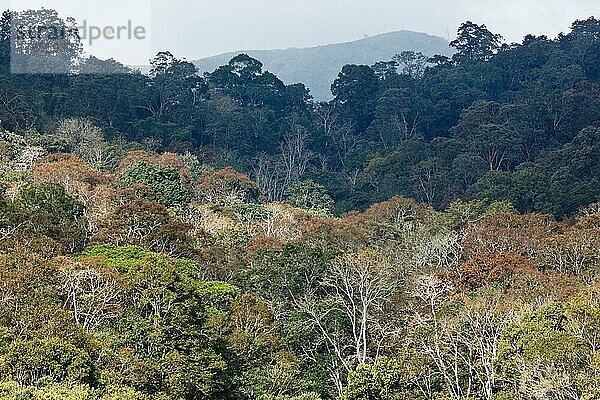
(52, 118, 116, 169)
(285, 180, 334, 215)
(0, 251, 81, 342)
(4, 182, 88, 255)
(9, 9, 83, 74)
(371, 60, 399, 81)
(0, 11, 11, 74)
(121, 161, 191, 207)
(58, 259, 124, 332)
(450, 21, 503, 63)
(410, 285, 517, 400)
(86, 246, 236, 399)
(496, 301, 600, 399)
(33, 153, 115, 233)
(452, 101, 525, 172)
(208, 53, 287, 108)
(280, 118, 312, 188)
(393, 51, 427, 78)
(0, 338, 93, 387)
(562, 17, 600, 80)
(145, 51, 205, 118)
(331, 65, 379, 133)
(299, 250, 401, 394)
(539, 220, 600, 281)
(197, 166, 261, 206)
(342, 357, 405, 400)
(372, 87, 425, 146)
(95, 198, 193, 257)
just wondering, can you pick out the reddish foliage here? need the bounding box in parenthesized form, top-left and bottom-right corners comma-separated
(196, 167, 261, 204)
(463, 212, 562, 258)
(33, 153, 112, 187)
(246, 235, 284, 254)
(456, 252, 538, 291)
(360, 196, 428, 225)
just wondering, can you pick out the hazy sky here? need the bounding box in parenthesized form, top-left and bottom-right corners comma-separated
(2, 0, 598, 64)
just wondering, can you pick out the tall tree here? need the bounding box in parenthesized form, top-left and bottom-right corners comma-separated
(450, 21, 503, 63)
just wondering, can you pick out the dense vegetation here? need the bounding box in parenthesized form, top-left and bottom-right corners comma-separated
(0, 8, 600, 400)
(1, 11, 599, 217)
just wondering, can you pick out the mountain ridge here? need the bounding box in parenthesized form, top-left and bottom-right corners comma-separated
(192, 30, 453, 100)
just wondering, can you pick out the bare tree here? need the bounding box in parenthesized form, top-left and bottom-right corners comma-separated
(540, 228, 600, 279)
(297, 250, 402, 395)
(410, 272, 452, 323)
(314, 102, 357, 170)
(0, 91, 37, 130)
(253, 117, 313, 202)
(579, 202, 600, 218)
(59, 264, 123, 332)
(15, 145, 45, 171)
(252, 153, 288, 202)
(451, 295, 516, 400)
(314, 102, 338, 140)
(413, 232, 464, 275)
(410, 277, 516, 400)
(521, 365, 581, 400)
(258, 203, 300, 240)
(325, 250, 400, 364)
(281, 117, 312, 186)
(411, 159, 442, 206)
(68, 119, 115, 169)
(331, 122, 358, 170)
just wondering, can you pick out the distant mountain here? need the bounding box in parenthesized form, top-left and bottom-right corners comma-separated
(192, 31, 453, 100)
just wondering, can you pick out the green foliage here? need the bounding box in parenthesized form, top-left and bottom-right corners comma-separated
(496, 300, 600, 398)
(1, 15, 600, 216)
(499, 303, 588, 366)
(343, 357, 406, 400)
(0, 338, 93, 386)
(193, 281, 241, 312)
(121, 162, 190, 207)
(285, 180, 334, 216)
(258, 393, 322, 400)
(0, 381, 96, 400)
(0, 382, 159, 400)
(242, 244, 337, 306)
(1, 182, 87, 254)
(450, 21, 503, 63)
(78, 245, 155, 271)
(78, 244, 198, 274)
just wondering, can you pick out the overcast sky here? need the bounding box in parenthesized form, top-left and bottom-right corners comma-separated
(2, 0, 598, 64)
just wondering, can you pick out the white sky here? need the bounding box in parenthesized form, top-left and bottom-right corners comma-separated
(1, 0, 598, 65)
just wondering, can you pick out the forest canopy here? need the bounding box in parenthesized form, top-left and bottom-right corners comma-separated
(0, 12, 599, 217)
(0, 9, 600, 400)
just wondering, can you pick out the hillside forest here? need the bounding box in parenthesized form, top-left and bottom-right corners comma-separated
(0, 9, 600, 400)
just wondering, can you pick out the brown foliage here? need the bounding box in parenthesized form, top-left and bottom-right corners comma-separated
(33, 153, 112, 186)
(462, 212, 561, 258)
(456, 252, 538, 291)
(246, 235, 284, 254)
(196, 166, 261, 205)
(93, 199, 194, 257)
(360, 196, 429, 225)
(33, 153, 115, 233)
(455, 252, 580, 301)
